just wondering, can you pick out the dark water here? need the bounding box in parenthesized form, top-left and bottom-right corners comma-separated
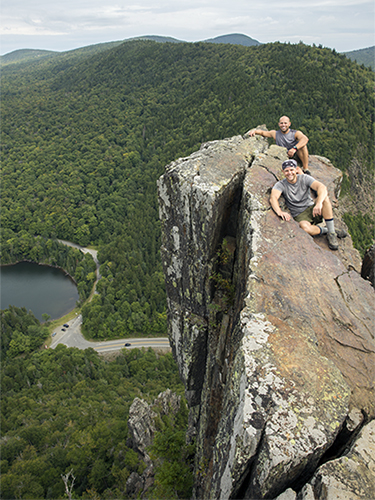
(0, 261, 79, 321)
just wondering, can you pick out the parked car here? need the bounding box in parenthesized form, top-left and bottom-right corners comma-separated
(63, 323, 69, 328)
(61, 328, 66, 332)
(124, 343, 131, 347)
(52, 332, 56, 337)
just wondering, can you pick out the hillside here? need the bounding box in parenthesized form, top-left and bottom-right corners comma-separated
(0, 33, 260, 66)
(343, 45, 374, 69)
(0, 330, 189, 499)
(1, 40, 374, 341)
(0, 48, 57, 64)
(202, 33, 261, 46)
(0, 40, 125, 66)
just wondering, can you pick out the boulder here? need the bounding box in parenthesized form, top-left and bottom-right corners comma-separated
(126, 472, 144, 496)
(298, 419, 375, 499)
(153, 388, 181, 416)
(127, 397, 156, 456)
(126, 390, 181, 497)
(157, 134, 375, 499)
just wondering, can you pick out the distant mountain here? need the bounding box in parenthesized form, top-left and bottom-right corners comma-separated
(0, 41, 124, 66)
(2, 34, 372, 70)
(0, 33, 261, 65)
(111, 33, 261, 46)
(343, 46, 374, 69)
(0, 48, 57, 65)
(128, 35, 184, 44)
(201, 33, 261, 46)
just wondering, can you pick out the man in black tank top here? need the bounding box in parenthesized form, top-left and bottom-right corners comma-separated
(248, 116, 310, 174)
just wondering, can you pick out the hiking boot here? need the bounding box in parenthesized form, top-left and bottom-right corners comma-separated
(336, 229, 348, 238)
(327, 232, 339, 250)
(303, 169, 311, 175)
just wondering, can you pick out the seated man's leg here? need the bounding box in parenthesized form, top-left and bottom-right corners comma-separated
(299, 220, 320, 236)
(296, 145, 309, 171)
(321, 196, 333, 220)
(294, 206, 322, 235)
(321, 196, 339, 249)
(294, 199, 342, 250)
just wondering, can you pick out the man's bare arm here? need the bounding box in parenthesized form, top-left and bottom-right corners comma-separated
(294, 130, 309, 150)
(270, 188, 291, 221)
(248, 129, 276, 140)
(310, 180, 327, 216)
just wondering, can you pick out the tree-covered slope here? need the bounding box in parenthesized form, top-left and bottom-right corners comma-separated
(343, 45, 375, 70)
(0, 339, 189, 499)
(1, 40, 374, 339)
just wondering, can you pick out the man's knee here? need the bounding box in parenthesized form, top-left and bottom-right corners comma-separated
(297, 145, 308, 159)
(299, 221, 311, 233)
(322, 196, 333, 209)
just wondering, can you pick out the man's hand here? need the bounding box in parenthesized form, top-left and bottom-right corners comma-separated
(313, 202, 323, 217)
(248, 129, 257, 137)
(279, 211, 291, 221)
(287, 148, 296, 158)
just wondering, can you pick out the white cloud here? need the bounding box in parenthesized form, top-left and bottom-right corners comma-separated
(0, 0, 373, 54)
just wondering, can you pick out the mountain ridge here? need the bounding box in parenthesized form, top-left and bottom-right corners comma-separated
(2, 34, 373, 69)
(0, 34, 260, 64)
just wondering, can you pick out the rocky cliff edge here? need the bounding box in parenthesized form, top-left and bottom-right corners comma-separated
(157, 134, 374, 499)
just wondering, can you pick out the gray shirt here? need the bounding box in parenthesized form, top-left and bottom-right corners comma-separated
(276, 129, 297, 149)
(273, 175, 315, 217)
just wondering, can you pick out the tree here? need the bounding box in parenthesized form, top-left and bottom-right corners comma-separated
(61, 469, 75, 500)
(42, 313, 51, 323)
(8, 331, 31, 357)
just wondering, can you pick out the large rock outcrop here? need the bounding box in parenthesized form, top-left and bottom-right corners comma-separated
(157, 134, 375, 499)
(126, 390, 182, 497)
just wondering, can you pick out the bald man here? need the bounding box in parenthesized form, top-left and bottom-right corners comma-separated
(248, 116, 310, 174)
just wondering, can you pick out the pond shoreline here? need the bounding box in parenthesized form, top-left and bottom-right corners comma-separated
(0, 258, 78, 284)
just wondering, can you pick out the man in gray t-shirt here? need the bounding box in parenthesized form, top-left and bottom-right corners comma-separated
(272, 171, 315, 218)
(270, 159, 346, 250)
(248, 116, 309, 173)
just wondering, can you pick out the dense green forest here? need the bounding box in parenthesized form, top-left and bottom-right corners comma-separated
(1, 306, 50, 359)
(1, 40, 374, 499)
(1, 307, 191, 499)
(1, 40, 374, 340)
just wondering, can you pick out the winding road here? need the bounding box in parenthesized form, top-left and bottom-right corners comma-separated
(51, 241, 170, 353)
(50, 314, 170, 352)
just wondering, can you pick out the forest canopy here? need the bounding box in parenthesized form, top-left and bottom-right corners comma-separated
(0, 344, 190, 499)
(1, 40, 374, 339)
(1, 39, 374, 500)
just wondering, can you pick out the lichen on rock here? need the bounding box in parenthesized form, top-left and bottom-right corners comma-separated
(157, 133, 375, 499)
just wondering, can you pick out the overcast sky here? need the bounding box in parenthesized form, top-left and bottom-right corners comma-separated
(1, 0, 374, 56)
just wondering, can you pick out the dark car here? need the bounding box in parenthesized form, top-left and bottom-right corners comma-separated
(61, 328, 66, 332)
(63, 323, 69, 328)
(124, 343, 131, 347)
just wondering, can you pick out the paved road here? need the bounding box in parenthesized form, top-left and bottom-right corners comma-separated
(50, 314, 170, 352)
(51, 240, 170, 352)
(58, 239, 100, 280)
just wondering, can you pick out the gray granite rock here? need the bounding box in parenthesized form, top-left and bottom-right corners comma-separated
(157, 134, 375, 499)
(127, 397, 156, 456)
(299, 420, 375, 500)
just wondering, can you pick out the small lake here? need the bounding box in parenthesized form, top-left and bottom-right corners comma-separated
(0, 261, 79, 321)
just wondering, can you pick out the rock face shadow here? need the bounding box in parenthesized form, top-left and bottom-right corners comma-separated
(157, 134, 375, 499)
